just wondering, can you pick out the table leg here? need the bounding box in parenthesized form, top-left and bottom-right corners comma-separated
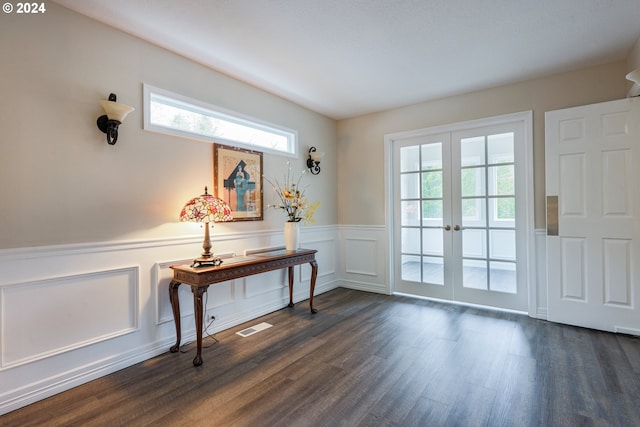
(169, 280, 182, 353)
(309, 260, 318, 314)
(191, 285, 208, 366)
(287, 265, 295, 308)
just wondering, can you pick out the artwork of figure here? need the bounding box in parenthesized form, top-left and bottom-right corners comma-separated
(234, 165, 249, 211)
(215, 144, 263, 221)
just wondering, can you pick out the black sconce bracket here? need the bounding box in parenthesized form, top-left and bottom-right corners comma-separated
(97, 93, 133, 145)
(307, 146, 321, 175)
(96, 116, 121, 145)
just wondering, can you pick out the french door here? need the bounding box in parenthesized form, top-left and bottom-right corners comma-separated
(391, 113, 532, 311)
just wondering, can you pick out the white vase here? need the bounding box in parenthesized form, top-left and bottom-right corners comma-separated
(284, 221, 300, 251)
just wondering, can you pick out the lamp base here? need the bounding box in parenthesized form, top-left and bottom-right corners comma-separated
(189, 223, 224, 267)
(191, 255, 223, 268)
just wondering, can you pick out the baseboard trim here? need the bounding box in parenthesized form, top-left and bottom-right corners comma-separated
(0, 339, 170, 415)
(338, 279, 389, 295)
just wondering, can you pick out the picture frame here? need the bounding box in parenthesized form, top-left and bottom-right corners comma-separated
(213, 144, 263, 221)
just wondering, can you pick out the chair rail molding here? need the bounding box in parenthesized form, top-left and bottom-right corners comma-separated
(0, 225, 339, 415)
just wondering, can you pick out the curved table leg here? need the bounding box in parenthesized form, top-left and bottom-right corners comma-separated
(287, 265, 295, 308)
(192, 285, 209, 366)
(309, 260, 318, 314)
(169, 280, 182, 353)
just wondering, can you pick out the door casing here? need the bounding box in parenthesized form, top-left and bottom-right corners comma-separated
(384, 111, 535, 314)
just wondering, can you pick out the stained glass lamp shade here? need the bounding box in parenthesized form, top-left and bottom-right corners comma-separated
(180, 187, 233, 267)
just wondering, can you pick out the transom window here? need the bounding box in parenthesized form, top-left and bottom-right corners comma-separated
(143, 84, 298, 156)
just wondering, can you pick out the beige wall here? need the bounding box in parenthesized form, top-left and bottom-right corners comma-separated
(336, 61, 630, 228)
(627, 37, 640, 96)
(1, 3, 635, 249)
(628, 37, 640, 70)
(0, 3, 337, 250)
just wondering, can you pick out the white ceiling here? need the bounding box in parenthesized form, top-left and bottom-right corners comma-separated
(53, 0, 640, 119)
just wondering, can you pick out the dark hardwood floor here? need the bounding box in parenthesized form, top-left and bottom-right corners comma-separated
(2, 288, 639, 426)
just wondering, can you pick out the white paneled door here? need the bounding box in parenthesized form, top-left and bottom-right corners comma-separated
(546, 98, 640, 335)
(391, 113, 532, 312)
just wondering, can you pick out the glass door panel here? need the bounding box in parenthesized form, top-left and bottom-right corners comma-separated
(458, 132, 518, 293)
(393, 117, 529, 311)
(490, 261, 517, 293)
(395, 134, 452, 299)
(461, 168, 486, 197)
(462, 198, 486, 227)
(461, 136, 485, 166)
(454, 127, 523, 307)
(487, 133, 514, 163)
(423, 256, 444, 285)
(463, 259, 488, 290)
(399, 139, 446, 285)
(401, 173, 420, 198)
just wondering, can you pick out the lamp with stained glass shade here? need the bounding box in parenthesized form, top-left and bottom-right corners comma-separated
(180, 186, 233, 267)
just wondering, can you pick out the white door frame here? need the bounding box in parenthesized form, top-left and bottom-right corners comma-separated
(384, 111, 537, 315)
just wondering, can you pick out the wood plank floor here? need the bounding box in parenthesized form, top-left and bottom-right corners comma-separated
(2, 288, 640, 426)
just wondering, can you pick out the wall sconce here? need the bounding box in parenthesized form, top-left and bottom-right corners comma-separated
(96, 93, 134, 145)
(626, 67, 640, 97)
(626, 68, 640, 84)
(306, 146, 325, 175)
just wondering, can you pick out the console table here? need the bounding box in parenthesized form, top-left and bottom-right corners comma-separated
(169, 248, 318, 366)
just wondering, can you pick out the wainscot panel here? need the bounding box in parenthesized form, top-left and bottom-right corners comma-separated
(0, 226, 338, 415)
(338, 225, 389, 294)
(535, 229, 548, 319)
(1, 266, 139, 369)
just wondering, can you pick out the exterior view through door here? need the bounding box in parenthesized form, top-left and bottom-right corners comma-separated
(388, 112, 533, 312)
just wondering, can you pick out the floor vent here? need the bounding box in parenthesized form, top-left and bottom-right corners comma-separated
(236, 322, 273, 337)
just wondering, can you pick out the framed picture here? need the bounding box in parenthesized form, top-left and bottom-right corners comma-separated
(213, 144, 263, 221)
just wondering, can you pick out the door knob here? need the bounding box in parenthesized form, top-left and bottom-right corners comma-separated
(442, 225, 451, 231)
(453, 225, 465, 231)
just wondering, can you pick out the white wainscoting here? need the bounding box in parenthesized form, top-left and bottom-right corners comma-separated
(535, 229, 548, 319)
(338, 225, 390, 294)
(0, 224, 547, 414)
(0, 226, 338, 415)
(336, 225, 549, 319)
(1, 266, 139, 369)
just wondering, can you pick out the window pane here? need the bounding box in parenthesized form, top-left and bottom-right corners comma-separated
(461, 136, 485, 166)
(422, 228, 443, 256)
(489, 229, 516, 261)
(401, 201, 420, 226)
(462, 198, 486, 227)
(422, 200, 443, 224)
(496, 197, 515, 220)
(401, 255, 421, 282)
(489, 197, 515, 228)
(401, 146, 420, 172)
(489, 165, 514, 196)
(463, 229, 486, 258)
(422, 171, 443, 198)
(401, 173, 420, 199)
(461, 167, 485, 197)
(147, 89, 295, 154)
(488, 133, 514, 164)
(463, 259, 487, 290)
(423, 256, 444, 285)
(421, 143, 442, 170)
(490, 261, 517, 293)
(401, 228, 420, 254)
